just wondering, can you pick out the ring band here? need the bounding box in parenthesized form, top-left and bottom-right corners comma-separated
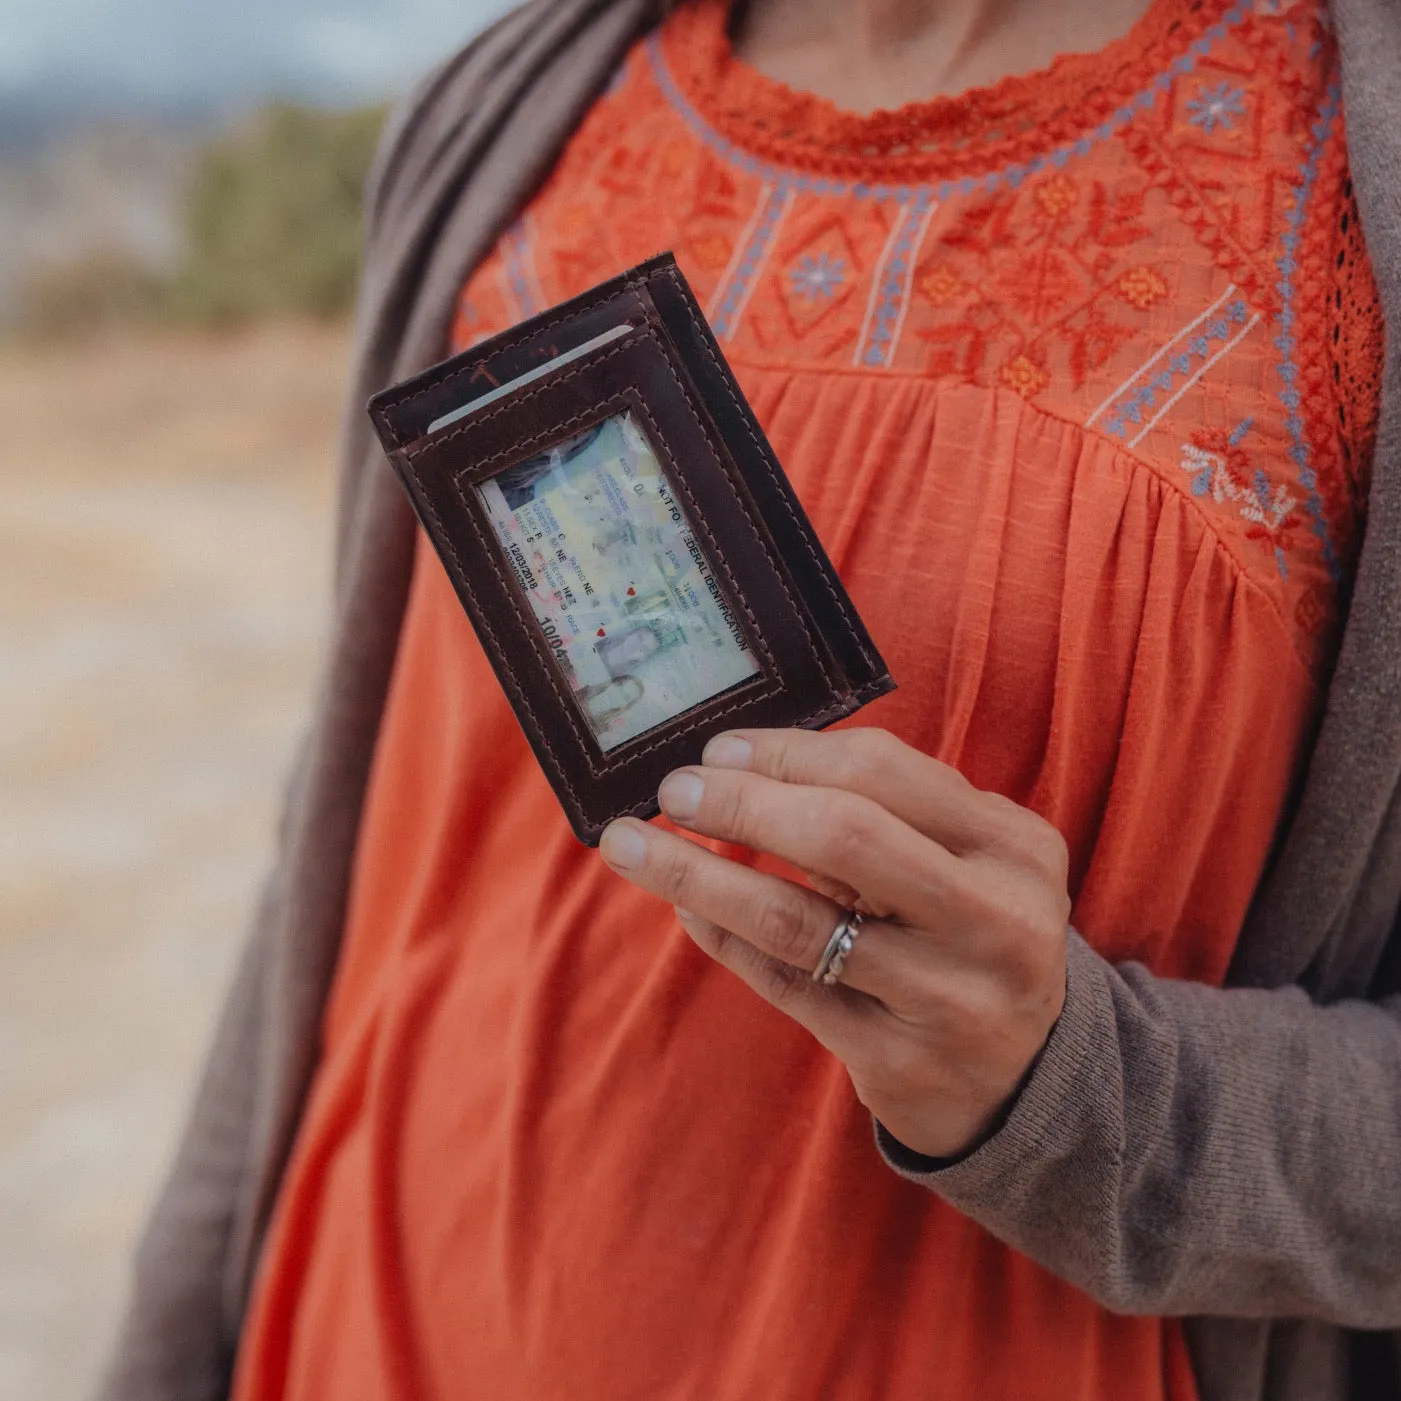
(812, 909, 864, 985)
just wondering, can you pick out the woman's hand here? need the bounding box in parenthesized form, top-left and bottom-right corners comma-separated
(598, 728, 1071, 1160)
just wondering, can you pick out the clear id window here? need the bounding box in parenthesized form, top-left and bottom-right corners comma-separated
(476, 412, 762, 751)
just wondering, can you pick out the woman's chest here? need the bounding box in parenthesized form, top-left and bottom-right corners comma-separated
(455, 0, 1379, 677)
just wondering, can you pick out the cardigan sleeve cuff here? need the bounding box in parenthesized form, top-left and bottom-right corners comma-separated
(874, 928, 1100, 1193)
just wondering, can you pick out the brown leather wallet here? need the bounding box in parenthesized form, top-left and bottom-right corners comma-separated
(368, 253, 894, 844)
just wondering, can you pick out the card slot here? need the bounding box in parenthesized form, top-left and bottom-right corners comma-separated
(370, 272, 657, 449)
(425, 323, 635, 434)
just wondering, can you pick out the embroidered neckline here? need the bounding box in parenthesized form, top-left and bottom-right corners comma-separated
(662, 0, 1232, 182)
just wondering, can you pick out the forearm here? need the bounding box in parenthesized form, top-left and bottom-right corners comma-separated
(879, 930, 1401, 1325)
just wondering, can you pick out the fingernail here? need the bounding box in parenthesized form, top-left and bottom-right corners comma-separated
(658, 770, 705, 821)
(703, 733, 752, 769)
(600, 821, 647, 870)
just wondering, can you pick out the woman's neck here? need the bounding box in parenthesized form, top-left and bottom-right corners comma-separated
(731, 0, 1155, 112)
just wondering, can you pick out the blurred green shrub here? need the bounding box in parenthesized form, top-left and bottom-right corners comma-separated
(165, 102, 387, 325)
(9, 102, 385, 340)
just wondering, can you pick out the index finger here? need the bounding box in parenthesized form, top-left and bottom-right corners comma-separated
(657, 763, 958, 930)
(701, 728, 1008, 856)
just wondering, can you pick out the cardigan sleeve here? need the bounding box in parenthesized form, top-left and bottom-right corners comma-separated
(876, 929, 1401, 1327)
(93, 919, 269, 1401)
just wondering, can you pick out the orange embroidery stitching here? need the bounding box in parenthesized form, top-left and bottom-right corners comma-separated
(1002, 354, 1050, 400)
(1116, 266, 1169, 310)
(451, 0, 1381, 667)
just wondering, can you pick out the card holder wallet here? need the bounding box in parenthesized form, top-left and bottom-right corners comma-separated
(368, 252, 894, 845)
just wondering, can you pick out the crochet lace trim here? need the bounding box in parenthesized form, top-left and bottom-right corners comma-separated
(664, 0, 1229, 181)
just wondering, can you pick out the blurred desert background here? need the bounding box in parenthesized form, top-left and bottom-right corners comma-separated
(0, 2, 507, 1397)
(0, 321, 347, 1400)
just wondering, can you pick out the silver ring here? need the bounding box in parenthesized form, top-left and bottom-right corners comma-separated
(812, 909, 864, 985)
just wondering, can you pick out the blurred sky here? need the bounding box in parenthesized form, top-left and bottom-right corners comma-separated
(0, 0, 517, 134)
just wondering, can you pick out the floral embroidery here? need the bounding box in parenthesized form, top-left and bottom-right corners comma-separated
(1116, 266, 1170, 310)
(1185, 80, 1247, 134)
(918, 263, 970, 306)
(1034, 173, 1079, 219)
(905, 172, 1168, 402)
(1180, 422, 1301, 573)
(1001, 354, 1049, 400)
(789, 252, 846, 301)
(452, 0, 1379, 667)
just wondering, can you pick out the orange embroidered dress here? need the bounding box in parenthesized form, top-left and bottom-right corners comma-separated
(233, 2, 1382, 1398)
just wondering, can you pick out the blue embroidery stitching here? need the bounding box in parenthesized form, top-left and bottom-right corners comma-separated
(857, 191, 936, 368)
(645, 4, 1249, 349)
(1178, 417, 1299, 579)
(789, 252, 846, 302)
(1274, 78, 1342, 580)
(1186, 416, 1254, 495)
(1100, 299, 1251, 439)
(1185, 80, 1247, 133)
(502, 220, 539, 318)
(711, 185, 791, 340)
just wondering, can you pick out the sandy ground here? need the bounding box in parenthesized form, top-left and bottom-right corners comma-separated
(0, 322, 349, 1400)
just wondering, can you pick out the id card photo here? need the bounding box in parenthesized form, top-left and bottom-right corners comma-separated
(477, 412, 763, 752)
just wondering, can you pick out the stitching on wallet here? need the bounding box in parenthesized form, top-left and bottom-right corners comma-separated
(383, 274, 652, 448)
(407, 372, 778, 778)
(657, 679, 887, 777)
(657, 264, 876, 674)
(619, 686, 772, 762)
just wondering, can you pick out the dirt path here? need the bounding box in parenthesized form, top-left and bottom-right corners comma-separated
(0, 322, 348, 1400)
